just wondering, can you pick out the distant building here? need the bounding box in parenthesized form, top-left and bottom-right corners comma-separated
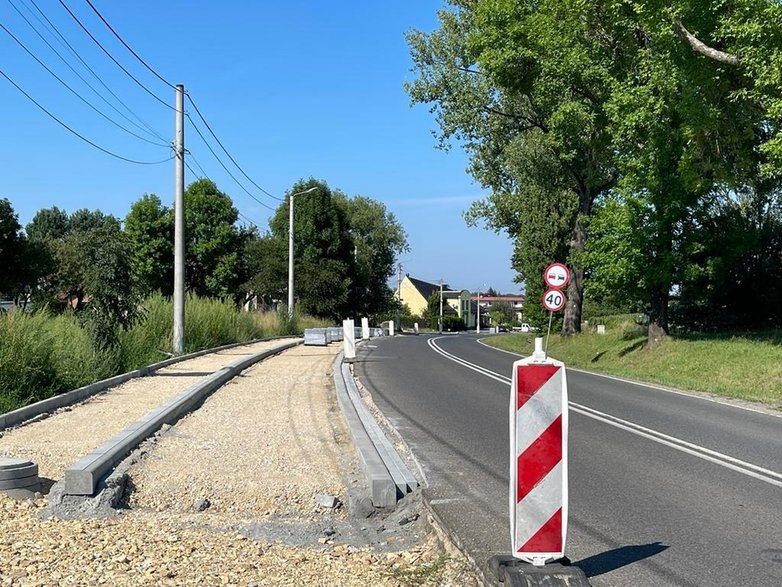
(396, 275, 478, 328)
(472, 295, 525, 324)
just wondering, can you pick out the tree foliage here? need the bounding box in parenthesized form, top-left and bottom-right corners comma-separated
(409, 0, 782, 341)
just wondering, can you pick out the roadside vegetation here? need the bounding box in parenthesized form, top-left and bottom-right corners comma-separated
(0, 295, 330, 414)
(484, 316, 782, 406)
(0, 176, 403, 414)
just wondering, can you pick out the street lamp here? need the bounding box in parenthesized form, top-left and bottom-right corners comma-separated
(288, 186, 319, 318)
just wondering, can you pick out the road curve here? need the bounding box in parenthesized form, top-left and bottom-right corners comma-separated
(354, 332, 782, 586)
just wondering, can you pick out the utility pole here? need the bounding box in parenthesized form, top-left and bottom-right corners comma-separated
(439, 279, 443, 334)
(476, 288, 481, 334)
(396, 263, 402, 331)
(172, 84, 185, 354)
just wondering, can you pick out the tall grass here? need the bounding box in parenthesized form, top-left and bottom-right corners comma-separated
(0, 294, 325, 413)
(0, 311, 111, 412)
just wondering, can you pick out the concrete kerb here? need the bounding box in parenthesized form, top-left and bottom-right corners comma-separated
(332, 352, 397, 508)
(0, 335, 300, 431)
(340, 363, 418, 494)
(61, 339, 301, 497)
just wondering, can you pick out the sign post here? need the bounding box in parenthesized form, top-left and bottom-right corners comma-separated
(488, 262, 589, 584)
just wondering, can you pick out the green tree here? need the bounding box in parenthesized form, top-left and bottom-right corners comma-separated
(488, 300, 514, 326)
(407, 0, 616, 335)
(25, 206, 69, 242)
(338, 194, 409, 320)
(269, 179, 354, 319)
(79, 222, 143, 349)
(241, 232, 287, 309)
(124, 194, 174, 296)
(0, 198, 24, 299)
(184, 179, 243, 299)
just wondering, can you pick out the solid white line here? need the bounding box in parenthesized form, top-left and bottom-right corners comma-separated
(428, 337, 509, 385)
(569, 405, 782, 489)
(430, 337, 782, 488)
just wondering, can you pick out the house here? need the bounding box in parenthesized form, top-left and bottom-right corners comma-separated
(397, 275, 444, 317)
(472, 295, 525, 324)
(396, 275, 475, 327)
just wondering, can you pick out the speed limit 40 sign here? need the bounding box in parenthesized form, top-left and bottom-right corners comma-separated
(542, 289, 566, 312)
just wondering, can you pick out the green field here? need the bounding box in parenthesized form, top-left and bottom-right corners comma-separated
(483, 317, 782, 407)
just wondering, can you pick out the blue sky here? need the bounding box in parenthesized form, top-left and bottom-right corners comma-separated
(0, 0, 519, 294)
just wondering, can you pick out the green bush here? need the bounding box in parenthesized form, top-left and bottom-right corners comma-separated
(0, 311, 109, 412)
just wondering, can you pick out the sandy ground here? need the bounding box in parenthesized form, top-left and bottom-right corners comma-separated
(0, 342, 481, 586)
(0, 340, 285, 481)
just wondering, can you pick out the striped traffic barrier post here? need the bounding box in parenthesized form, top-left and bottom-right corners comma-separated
(510, 336, 568, 566)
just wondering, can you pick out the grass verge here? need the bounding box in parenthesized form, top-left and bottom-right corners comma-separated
(483, 318, 782, 406)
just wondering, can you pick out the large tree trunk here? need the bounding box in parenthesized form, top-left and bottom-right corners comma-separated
(561, 215, 586, 335)
(648, 287, 669, 347)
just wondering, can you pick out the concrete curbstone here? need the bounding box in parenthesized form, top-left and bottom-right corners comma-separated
(0, 335, 301, 431)
(340, 364, 418, 494)
(332, 353, 396, 508)
(62, 339, 301, 496)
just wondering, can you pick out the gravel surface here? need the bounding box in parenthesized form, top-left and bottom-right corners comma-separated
(0, 341, 482, 586)
(128, 345, 347, 518)
(0, 340, 286, 481)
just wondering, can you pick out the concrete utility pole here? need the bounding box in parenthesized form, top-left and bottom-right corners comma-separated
(172, 84, 185, 354)
(439, 279, 443, 334)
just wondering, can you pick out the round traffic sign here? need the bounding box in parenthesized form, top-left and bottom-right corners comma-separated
(544, 263, 570, 289)
(542, 289, 567, 312)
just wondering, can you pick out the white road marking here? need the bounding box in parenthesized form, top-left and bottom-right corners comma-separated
(429, 337, 782, 489)
(475, 337, 782, 420)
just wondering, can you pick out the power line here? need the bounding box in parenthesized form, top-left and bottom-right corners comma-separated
(57, 0, 174, 110)
(187, 151, 210, 179)
(83, 0, 175, 90)
(184, 159, 202, 180)
(23, 0, 167, 143)
(185, 93, 281, 201)
(0, 67, 173, 165)
(0, 20, 169, 147)
(185, 154, 266, 228)
(186, 113, 275, 211)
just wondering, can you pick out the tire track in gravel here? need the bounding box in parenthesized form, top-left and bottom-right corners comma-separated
(0, 339, 287, 482)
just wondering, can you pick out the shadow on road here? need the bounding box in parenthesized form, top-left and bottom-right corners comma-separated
(574, 542, 669, 577)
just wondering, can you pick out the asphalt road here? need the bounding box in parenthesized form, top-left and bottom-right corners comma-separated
(354, 332, 782, 586)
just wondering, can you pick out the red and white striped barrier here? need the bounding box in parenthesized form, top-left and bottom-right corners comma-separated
(509, 339, 568, 566)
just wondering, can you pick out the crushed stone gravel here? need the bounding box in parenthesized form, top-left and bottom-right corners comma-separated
(0, 341, 482, 586)
(0, 339, 286, 482)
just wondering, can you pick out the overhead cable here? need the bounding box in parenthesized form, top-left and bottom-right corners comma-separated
(57, 0, 174, 110)
(23, 0, 167, 142)
(0, 21, 169, 147)
(0, 67, 173, 165)
(83, 0, 176, 90)
(186, 93, 281, 201)
(186, 114, 275, 211)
